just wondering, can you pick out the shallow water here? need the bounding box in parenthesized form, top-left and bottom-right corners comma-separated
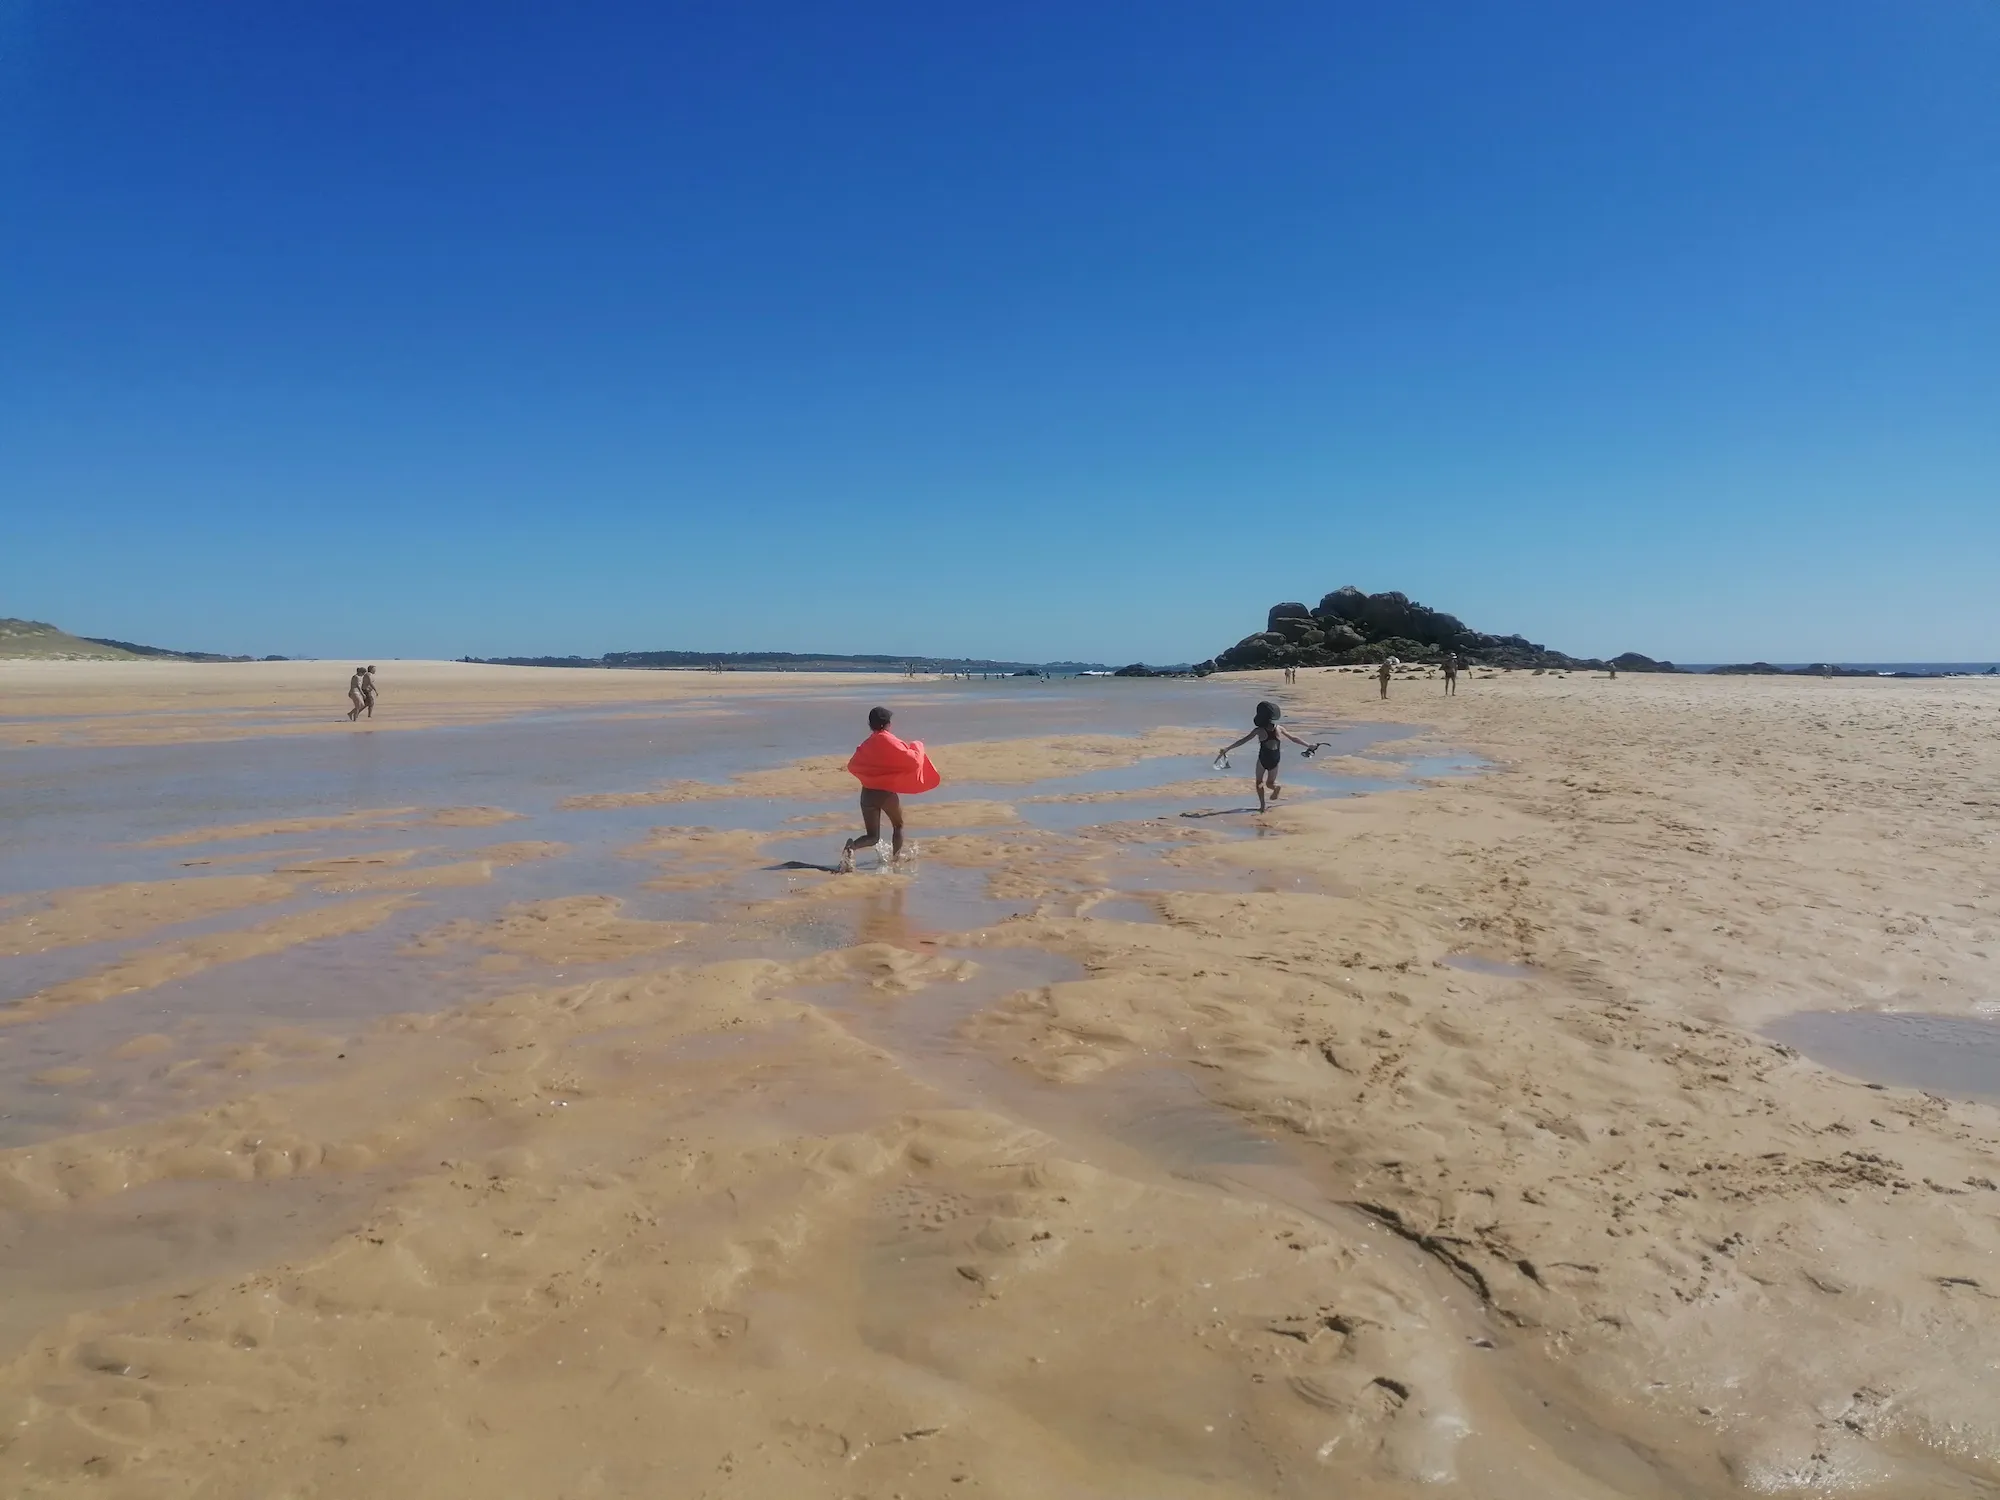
(1, 680, 1229, 890)
(0, 680, 1449, 1147)
(1443, 954, 1540, 980)
(1768, 1009, 2000, 1103)
(0, 1172, 386, 1360)
(1085, 896, 1165, 925)
(799, 946, 1293, 1179)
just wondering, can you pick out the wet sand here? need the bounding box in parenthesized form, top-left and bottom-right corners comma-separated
(3, 660, 1999, 1496)
(0, 658, 913, 749)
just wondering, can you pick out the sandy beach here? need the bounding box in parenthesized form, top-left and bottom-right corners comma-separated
(3, 660, 1998, 1497)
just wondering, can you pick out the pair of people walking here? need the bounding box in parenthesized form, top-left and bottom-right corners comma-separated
(346, 666, 378, 721)
(1380, 653, 1464, 697)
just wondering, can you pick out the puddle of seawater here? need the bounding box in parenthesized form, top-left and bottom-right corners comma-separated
(988, 731, 1423, 838)
(800, 948, 1292, 1179)
(1086, 897, 1164, 925)
(1012, 783, 1399, 835)
(1400, 752, 1490, 778)
(948, 721, 1416, 804)
(1443, 954, 1540, 980)
(1073, 1065, 1291, 1168)
(712, 861, 1031, 958)
(566, 1014, 895, 1141)
(1767, 1009, 2000, 1103)
(1095, 853, 1344, 899)
(0, 1172, 388, 1359)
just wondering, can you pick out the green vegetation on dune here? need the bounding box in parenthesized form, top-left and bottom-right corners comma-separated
(0, 619, 142, 661)
(0, 619, 262, 662)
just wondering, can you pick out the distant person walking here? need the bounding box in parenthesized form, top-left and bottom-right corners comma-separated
(346, 667, 367, 721)
(1377, 659, 1394, 699)
(1442, 653, 1459, 695)
(360, 665, 379, 718)
(839, 706, 941, 872)
(1218, 700, 1317, 814)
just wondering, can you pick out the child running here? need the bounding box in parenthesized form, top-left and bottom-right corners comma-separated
(1218, 700, 1317, 813)
(839, 706, 941, 871)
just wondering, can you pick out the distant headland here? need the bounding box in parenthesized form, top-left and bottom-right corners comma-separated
(459, 650, 1109, 675)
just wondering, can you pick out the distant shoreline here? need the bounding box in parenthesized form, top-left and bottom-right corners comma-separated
(1680, 661, 2000, 678)
(457, 651, 1111, 675)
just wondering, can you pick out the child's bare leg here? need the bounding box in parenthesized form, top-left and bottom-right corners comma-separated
(845, 796, 883, 853)
(882, 793, 906, 856)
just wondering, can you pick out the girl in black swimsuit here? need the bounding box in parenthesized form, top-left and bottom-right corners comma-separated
(1218, 701, 1316, 813)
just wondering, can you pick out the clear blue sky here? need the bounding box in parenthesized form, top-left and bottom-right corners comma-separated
(3, 1, 1995, 664)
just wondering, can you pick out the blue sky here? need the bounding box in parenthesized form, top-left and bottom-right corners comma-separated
(3, 1, 1995, 664)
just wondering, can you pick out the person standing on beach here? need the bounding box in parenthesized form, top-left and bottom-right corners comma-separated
(1377, 659, 1393, 699)
(839, 706, 941, 872)
(346, 667, 367, 721)
(1218, 700, 1315, 814)
(360, 666, 379, 718)
(1442, 653, 1459, 695)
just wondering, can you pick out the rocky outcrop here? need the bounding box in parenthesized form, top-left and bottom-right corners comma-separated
(1709, 662, 1877, 678)
(1114, 662, 1208, 678)
(1204, 588, 1678, 673)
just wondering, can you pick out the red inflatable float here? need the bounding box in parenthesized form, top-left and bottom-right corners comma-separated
(846, 730, 942, 794)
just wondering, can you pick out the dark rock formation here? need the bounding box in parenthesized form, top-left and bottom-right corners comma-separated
(1710, 662, 1875, 677)
(1710, 661, 1786, 675)
(1114, 662, 1203, 678)
(1212, 586, 1676, 673)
